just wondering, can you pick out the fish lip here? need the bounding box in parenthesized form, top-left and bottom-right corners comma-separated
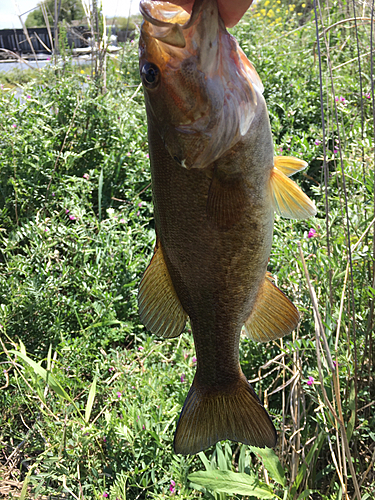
(139, 0, 205, 29)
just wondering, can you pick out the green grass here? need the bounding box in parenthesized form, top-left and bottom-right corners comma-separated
(1, 0, 374, 499)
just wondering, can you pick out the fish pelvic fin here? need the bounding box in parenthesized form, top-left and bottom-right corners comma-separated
(138, 238, 188, 338)
(174, 373, 277, 455)
(270, 163, 317, 219)
(244, 273, 300, 342)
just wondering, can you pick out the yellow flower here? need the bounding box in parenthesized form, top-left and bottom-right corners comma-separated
(276, 0, 280, 3)
(276, 17, 282, 22)
(302, 3, 306, 6)
(265, 0, 270, 5)
(267, 8, 275, 17)
(80, 70, 85, 74)
(276, 8, 280, 12)
(260, 8, 266, 15)
(289, 4, 295, 10)
(298, 12, 302, 15)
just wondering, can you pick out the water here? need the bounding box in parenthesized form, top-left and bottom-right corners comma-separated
(0, 56, 91, 73)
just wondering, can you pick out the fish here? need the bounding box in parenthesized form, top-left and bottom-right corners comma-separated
(138, 0, 316, 455)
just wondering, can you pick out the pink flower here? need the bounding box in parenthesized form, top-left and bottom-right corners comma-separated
(11, 123, 17, 128)
(192, 356, 197, 365)
(120, 218, 125, 223)
(180, 374, 185, 383)
(83, 173, 90, 180)
(138, 346, 144, 351)
(26, 95, 31, 99)
(335, 96, 339, 102)
(142, 425, 145, 430)
(307, 376, 314, 386)
(333, 148, 338, 154)
(103, 493, 108, 498)
(146, 153, 149, 159)
(308, 228, 316, 238)
(116, 391, 122, 398)
(315, 140, 321, 145)
(364, 93, 371, 99)
(169, 480, 176, 494)
(69, 215, 76, 221)
(339, 96, 346, 104)
(138, 202, 143, 208)
(65, 209, 69, 214)
(126, 152, 131, 157)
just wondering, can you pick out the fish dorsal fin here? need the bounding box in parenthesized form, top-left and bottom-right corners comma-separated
(206, 169, 246, 231)
(243, 274, 300, 342)
(138, 238, 188, 338)
(270, 166, 317, 219)
(274, 156, 308, 177)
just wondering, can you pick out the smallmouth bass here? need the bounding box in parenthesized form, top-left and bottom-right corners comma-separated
(138, 0, 316, 455)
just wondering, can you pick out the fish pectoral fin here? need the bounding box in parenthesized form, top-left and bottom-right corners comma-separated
(270, 166, 317, 219)
(206, 169, 246, 231)
(274, 156, 308, 177)
(244, 274, 300, 342)
(174, 373, 277, 455)
(138, 238, 188, 338)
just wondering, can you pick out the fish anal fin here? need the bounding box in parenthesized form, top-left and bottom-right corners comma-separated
(174, 373, 276, 455)
(270, 166, 316, 219)
(138, 238, 188, 338)
(244, 274, 299, 342)
(206, 170, 246, 231)
(274, 156, 308, 177)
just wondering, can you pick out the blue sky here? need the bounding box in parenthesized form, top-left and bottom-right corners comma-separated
(0, 0, 141, 29)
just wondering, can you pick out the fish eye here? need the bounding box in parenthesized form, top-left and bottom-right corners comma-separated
(141, 62, 160, 89)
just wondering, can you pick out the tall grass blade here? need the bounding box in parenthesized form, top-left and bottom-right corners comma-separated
(85, 375, 97, 423)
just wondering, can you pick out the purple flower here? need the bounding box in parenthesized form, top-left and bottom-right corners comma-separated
(69, 215, 76, 221)
(170, 480, 176, 494)
(307, 376, 314, 386)
(308, 228, 316, 238)
(109, 367, 114, 372)
(52, 192, 55, 197)
(315, 140, 321, 145)
(333, 148, 338, 154)
(339, 96, 346, 104)
(103, 493, 108, 498)
(11, 123, 17, 128)
(116, 391, 122, 398)
(136, 211, 140, 217)
(46, 57, 50, 61)
(142, 425, 145, 430)
(192, 356, 197, 365)
(138, 346, 144, 351)
(26, 95, 31, 99)
(180, 374, 185, 383)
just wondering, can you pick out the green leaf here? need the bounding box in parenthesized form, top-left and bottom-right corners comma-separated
(198, 451, 212, 471)
(85, 376, 97, 423)
(188, 470, 281, 498)
(9, 349, 72, 403)
(250, 446, 286, 486)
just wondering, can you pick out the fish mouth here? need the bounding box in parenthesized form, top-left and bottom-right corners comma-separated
(139, 0, 214, 49)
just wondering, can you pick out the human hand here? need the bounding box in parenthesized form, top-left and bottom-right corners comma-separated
(153, 0, 254, 28)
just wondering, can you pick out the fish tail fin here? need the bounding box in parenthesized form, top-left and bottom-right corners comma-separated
(174, 373, 277, 455)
